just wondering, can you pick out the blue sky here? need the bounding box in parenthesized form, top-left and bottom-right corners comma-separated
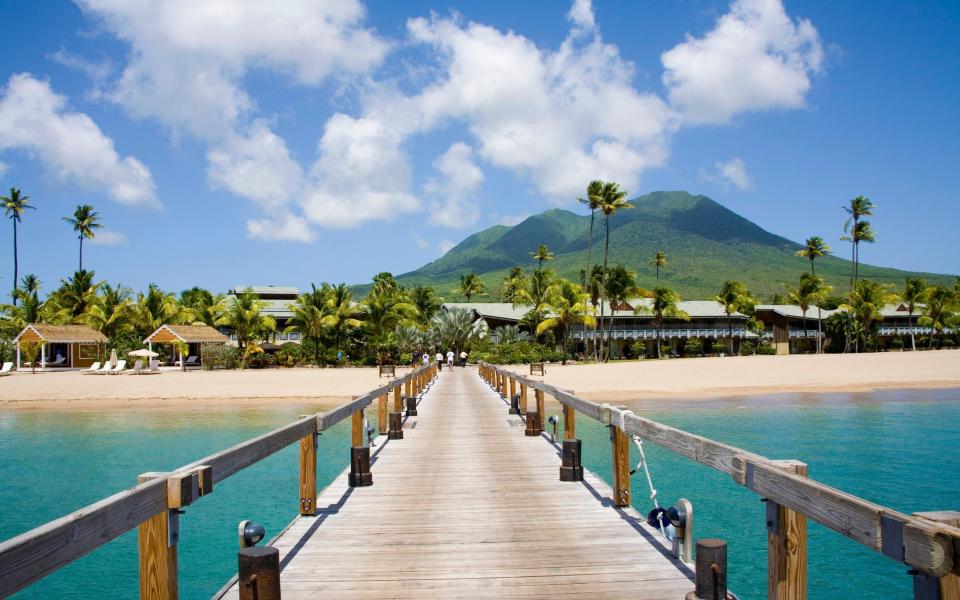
(0, 0, 957, 296)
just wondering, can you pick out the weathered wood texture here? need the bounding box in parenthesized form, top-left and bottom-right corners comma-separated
(377, 395, 388, 435)
(299, 434, 317, 516)
(220, 368, 693, 599)
(563, 404, 576, 441)
(137, 473, 176, 600)
(915, 512, 960, 599)
(610, 423, 631, 508)
(484, 362, 960, 578)
(767, 461, 808, 600)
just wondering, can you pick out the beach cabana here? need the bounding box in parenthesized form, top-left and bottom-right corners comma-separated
(144, 324, 229, 366)
(12, 324, 107, 370)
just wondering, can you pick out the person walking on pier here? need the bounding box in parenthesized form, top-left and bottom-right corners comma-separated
(446, 349, 454, 368)
(435, 351, 443, 371)
(460, 350, 468, 367)
(422, 351, 430, 367)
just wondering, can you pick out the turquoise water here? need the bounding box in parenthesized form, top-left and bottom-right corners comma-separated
(1, 388, 958, 599)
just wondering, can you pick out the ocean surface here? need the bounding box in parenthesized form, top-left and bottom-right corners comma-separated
(1, 388, 958, 599)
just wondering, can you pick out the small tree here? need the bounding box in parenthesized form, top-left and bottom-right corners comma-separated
(20, 341, 40, 373)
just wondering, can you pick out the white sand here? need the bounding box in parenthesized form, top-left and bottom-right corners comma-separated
(2, 352, 957, 412)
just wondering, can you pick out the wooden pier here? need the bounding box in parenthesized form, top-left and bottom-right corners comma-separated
(2, 361, 960, 599)
(218, 366, 693, 599)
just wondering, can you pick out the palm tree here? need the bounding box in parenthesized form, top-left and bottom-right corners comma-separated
(492, 324, 531, 344)
(63, 204, 104, 272)
(650, 251, 667, 283)
(499, 267, 528, 303)
(901, 278, 926, 351)
(841, 220, 876, 285)
(410, 285, 442, 326)
(429, 307, 488, 356)
(844, 279, 895, 352)
(362, 287, 417, 363)
(0, 277, 46, 339)
(796, 236, 831, 275)
(2, 188, 34, 305)
(516, 268, 553, 312)
(218, 289, 276, 349)
(537, 279, 596, 364)
(135, 284, 194, 337)
(81, 283, 135, 344)
(285, 284, 333, 364)
(21, 273, 41, 295)
(786, 274, 828, 354)
(327, 283, 361, 360)
(459, 272, 486, 301)
(638, 287, 689, 359)
(49, 270, 99, 320)
(602, 265, 643, 361)
(918, 285, 957, 349)
(842, 196, 874, 287)
(596, 181, 633, 359)
(715, 280, 753, 356)
(578, 180, 604, 285)
(530, 244, 555, 271)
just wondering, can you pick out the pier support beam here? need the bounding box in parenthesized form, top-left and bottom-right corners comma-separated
(914, 511, 960, 600)
(349, 408, 373, 487)
(520, 383, 528, 414)
(560, 405, 583, 481)
(299, 431, 317, 515)
(378, 394, 388, 435)
(610, 416, 631, 508)
(767, 460, 808, 600)
(388, 385, 403, 440)
(525, 389, 544, 436)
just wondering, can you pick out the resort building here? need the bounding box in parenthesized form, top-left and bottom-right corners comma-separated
(441, 302, 528, 329)
(754, 305, 838, 355)
(12, 324, 107, 370)
(225, 285, 302, 345)
(144, 324, 230, 366)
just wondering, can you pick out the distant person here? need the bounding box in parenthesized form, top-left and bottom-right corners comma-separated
(422, 352, 430, 367)
(412, 350, 420, 366)
(446, 350, 454, 367)
(435, 351, 443, 371)
(460, 350, 468, 367)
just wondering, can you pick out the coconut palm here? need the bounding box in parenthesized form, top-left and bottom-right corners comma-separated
(844, 279, 895, 352)
(842, 196, 874, 287)
(516, 268, 553, 313)
(371, 272, 400, 296)
(327, 283, 361, 359)
(578, 180, 604, 285)
(530, 244, 555, 271)
(602, 265, 643, 361)
(458, 272, 486, 301)
(81, 283, 135, 343)
(499, 267, 528, 303)
(491, 324, 531, 344)
(537, 279, 596, 364)
(796, 236, 831, 276)
(218, 289, 275, 349)
(136, 284, 194, 337)
(637, 287, 689, 359)
(285, 284, 334, 364)
(429, 307, 488, 356)
(841, 220, 876, 285)
(2, 188, 34, 305)
(786, 275, 828, 354)
(63, 204, 104, 272)
(901, 278, 926, 351)
(918, 285, 958, 349)
(48, 270, 100, 321)
(714, 281, 753, 355)
(0, 279, 47, 339)
(362, 287, 417, 363)
(650, 251, 667, 283)
(410, 285, 442, 326)
(596, 182, 633, 359)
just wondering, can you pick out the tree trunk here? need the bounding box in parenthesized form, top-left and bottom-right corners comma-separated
(602, 216, 611, 362)
(656, 320, 662, 359)
(816, 306, 822, 354)
(727, 313, 734, 356)
(910, 312, 916, 351)
(584, 210, 594, 287)
(802, 310, 808, 354)
(11, 219, 18, 306)
(79, 236, 84, 272)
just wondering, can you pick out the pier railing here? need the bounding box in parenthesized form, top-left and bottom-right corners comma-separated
(478, 362, 960, 599)
(0, 363, 437, 599)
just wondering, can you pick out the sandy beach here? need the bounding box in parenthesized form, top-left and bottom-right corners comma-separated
(1, 352, 957, 412)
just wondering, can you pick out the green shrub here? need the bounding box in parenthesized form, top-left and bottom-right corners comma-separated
(941, 339, 956, 349)
(889, 338, 904, 349)
(202, 345, 242, 370)
(738, 340, 756, 356)
(276, 343, 304, 367)
(755, 344, 777, 355)
(0, 338, 12, 364)
(630, 340, 646, 358)
(710, 340, 728, 354)
(471, 341, 564, 364)
(683, 339, 703, 356)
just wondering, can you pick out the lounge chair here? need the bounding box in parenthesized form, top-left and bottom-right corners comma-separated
(128, 359, 144, 374)
(186, 355, 198, 366)
(49, 355, 67, 367)
(107, 360, 127, 375)
(81, 362, 102, 374)
(91, 362, 113, 375)
(0, 362, 13, 376)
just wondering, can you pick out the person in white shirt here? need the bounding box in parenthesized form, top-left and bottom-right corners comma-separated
(435, 351, 444, 371)
(446, 350, 454, 367)
(459, 351, 468, 367)
(422, 352, 429, 367)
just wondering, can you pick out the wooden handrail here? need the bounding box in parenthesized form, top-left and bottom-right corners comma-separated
(0, 363, 436, 598)
(479, 362, 960, 579)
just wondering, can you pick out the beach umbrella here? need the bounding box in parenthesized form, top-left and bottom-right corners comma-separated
(129, 349, 160, 358)
(109, 348, 118, 367)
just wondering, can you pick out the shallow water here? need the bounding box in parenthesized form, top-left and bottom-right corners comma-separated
(1, 387, 958, 599)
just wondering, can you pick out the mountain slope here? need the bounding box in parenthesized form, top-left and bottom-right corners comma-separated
(398, 191, 955, 300)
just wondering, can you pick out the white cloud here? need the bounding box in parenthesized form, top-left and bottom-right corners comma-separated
(0, 161, 8, 178)
(246, 212, 315, 243)
(498, 213, 529, 226)
(89, 229, 126, 245)
(425, 142, 484, 228)
(437, 239, 455, 255)
(413, 234, 431, 251)
(49, 48, 114, 91)
(568, 0, 597, 37)
(0, 73, 157, 206)
(700, 157, 752, 190)
(661, 0, 823, 124)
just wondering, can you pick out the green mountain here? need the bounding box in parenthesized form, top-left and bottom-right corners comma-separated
(397, 191, 956, 300)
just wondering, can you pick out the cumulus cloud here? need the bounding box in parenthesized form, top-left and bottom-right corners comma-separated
(413, 235, 431, 251)
(498, 213, 530, 226)
(0, 73, 156, 205)
(424, 142, 484, 228)
(246, 212, 315, 243)
(661, 0, 823, 124)
(701, 157, 752, 190)
(568, 0, 597, 37)
(437, 239, 456, 255)
(89, 229, 126, 245)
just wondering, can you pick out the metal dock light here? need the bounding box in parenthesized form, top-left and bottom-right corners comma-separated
(547, 415, 559, 443)
(237, 520, 281, 600)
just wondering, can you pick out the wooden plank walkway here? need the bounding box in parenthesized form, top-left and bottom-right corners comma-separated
(220, 368, 694, 599)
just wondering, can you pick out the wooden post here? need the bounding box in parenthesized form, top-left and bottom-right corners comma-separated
(349, 408, 372, 486)
(393, 384, 402, 413)
(536, 388, 545, 420)
(559, 404, 583, 482)
(610, 417, 631, 508)
(509, 377, 516, 405)
(405, 378, 412, 403)
(388, 385, 403, 440)
(378, 394, 388, 435)
(563, 404, 576, 440)
(138, 473, 177, 600)
(525, 389, 544, 436)
(520, 383, 528, 414)
(914, 511, 960, 599)
(298, 431, 317, 515)
(767, 460, 808, 600)
(238, 546, 281, 600)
